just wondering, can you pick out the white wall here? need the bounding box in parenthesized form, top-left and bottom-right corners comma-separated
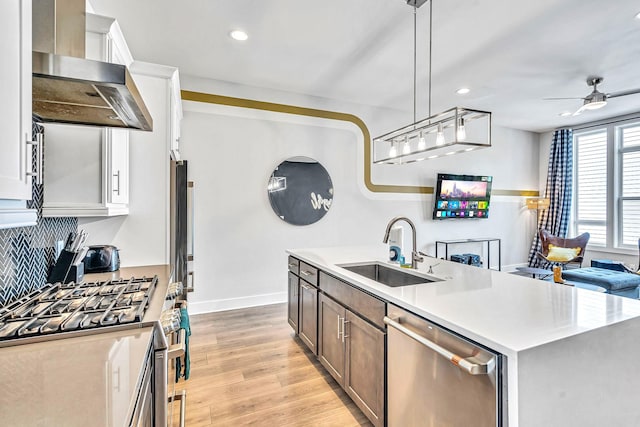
(180, 76, 541, 314)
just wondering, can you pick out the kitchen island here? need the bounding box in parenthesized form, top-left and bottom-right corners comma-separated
(288, 245, 640, 427)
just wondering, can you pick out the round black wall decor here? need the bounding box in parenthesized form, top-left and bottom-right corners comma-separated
(267, 157, 333, 226)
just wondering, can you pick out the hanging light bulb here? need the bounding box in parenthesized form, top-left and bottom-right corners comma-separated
(457, 118, 466, 141)
(389, 141, 397, 158)
(403, 136, 411, 154)
(418, 131, 426, 150)
(435, 123, 445, 146)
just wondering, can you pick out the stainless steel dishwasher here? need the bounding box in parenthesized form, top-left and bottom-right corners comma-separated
(385, 305, 505, 427)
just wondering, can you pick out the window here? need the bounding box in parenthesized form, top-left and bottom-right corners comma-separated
(573, 119, 640, 251)
(620, 125, 640, 246)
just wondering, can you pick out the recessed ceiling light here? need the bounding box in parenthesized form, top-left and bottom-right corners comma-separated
(229, 30, 248, 41)
(635, 11, 640, 20)
(456, 87, 470, 95)
(559, 111, 572, 117)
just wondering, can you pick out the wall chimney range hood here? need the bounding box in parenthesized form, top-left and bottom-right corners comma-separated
(32, 0, 153, 131)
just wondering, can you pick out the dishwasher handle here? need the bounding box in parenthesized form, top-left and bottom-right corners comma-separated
(384, 316, 494, 376)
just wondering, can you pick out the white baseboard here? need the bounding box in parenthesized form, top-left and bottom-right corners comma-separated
(188, 292, 287, 315)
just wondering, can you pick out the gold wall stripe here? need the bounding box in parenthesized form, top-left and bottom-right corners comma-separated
(493, 189, 540, 197)
(181, 90, 539, 197)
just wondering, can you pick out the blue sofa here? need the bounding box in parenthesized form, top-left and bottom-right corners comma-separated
(562, 265, 640, 298)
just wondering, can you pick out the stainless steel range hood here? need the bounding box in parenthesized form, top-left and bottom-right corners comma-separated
(32, 0, 153, 131)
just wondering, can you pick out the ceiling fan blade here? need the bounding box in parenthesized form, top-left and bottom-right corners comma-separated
(607, 88, 640, 98)
(543, 97, 584, 100)
(572, 104, 588, 116)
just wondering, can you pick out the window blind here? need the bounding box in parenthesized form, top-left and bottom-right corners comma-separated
(575, 131, 607, 246)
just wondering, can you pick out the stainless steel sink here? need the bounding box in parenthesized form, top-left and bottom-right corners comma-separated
(339, 262, 440, 287)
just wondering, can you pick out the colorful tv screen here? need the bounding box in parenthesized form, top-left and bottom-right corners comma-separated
(433, 173, 492, 220)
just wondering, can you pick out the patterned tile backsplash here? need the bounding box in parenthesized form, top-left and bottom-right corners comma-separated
(0, 120, 78, 307)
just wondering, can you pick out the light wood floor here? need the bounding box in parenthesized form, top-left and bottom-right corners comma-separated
(169, 303, 372, 426)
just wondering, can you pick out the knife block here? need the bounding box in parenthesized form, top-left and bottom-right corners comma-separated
(48, 250, 84, 284)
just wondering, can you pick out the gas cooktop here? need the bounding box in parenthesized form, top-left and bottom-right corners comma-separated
(0, 276, 158, 342)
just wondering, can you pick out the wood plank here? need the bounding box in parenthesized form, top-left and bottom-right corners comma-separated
(174, 303, 371, 426)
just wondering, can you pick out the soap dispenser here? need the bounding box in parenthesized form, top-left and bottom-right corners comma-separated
(388, 226, 404, 262)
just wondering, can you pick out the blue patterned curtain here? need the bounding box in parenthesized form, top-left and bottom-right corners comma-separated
(527, 129, 573, 267)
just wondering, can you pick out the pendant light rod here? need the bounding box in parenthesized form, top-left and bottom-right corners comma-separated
(428, 0, 433, 117)
(413, 5, 417, 124)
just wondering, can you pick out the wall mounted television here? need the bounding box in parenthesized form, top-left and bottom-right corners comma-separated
(433, 173, 492, 220)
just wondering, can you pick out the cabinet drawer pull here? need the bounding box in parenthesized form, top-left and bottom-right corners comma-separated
(337, 315, 341, 340)
(113, 170, 121, 195)
(288, 263, 297, 269)
(300, 282, 311, 291)
(25, 133, 43, 185)
(300, 270, 313, 277)
(341, 319, 350, 343)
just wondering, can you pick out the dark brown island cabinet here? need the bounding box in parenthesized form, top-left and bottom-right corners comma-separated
(287, 256, 385, 427)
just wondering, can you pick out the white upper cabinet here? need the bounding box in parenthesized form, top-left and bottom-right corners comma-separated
(42, 14, 132, 217)
(42, 123, 130, 217)
(0, 0, 38, 229)
(129, 61, 182, 158)
(0, 0, 34, 201)
(170, 77, 183, 157)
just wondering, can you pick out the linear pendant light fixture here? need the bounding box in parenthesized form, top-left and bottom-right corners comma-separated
(373, 0, 491, 165)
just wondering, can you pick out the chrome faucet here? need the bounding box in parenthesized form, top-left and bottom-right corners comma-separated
(383, 216, 424, 269)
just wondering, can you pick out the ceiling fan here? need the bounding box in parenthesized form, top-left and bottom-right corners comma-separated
(544, 77, 640, 116)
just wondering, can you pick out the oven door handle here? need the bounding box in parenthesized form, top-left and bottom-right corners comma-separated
(168, 328, 186, 359)
(168, 390, 187, 427)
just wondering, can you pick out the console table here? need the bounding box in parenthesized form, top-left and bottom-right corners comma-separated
(435, 238, 501, 271)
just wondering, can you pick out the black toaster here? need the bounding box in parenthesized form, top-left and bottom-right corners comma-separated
(83, 245, 120, 273)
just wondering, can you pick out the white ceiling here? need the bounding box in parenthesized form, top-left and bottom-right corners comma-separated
(89, 0, 640, 133)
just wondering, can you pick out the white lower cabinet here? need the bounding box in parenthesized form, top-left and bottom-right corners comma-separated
(42, 124, 129, 217)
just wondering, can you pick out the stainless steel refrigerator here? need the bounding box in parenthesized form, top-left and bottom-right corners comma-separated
(170, 159, 194, 299)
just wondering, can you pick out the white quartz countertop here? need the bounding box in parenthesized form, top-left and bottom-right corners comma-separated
(0, 327, 154, 427)
(288, 245, 640, 357)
